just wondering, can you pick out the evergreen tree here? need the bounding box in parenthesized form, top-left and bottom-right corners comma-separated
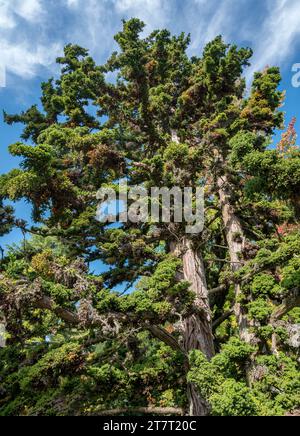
(0, 19, 299, 416)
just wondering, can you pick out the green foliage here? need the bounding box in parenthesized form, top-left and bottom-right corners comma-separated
(188, 339, 299, 416)
(0, 335, 185, 416)
(251, 274, 281, 298)
(0, 201, 14, 237)
(229, 131, 264, 167)
(247, 299, 273, 323)
(210, 380, 258, 417)
(188, 339, 258, 416)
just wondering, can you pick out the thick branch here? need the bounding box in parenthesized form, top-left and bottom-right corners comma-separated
(131, 162, 152, 171)
(209, 284, 227, 296)
(35, 295, 184, 354)
(95, 407, 184, 416)
(271, 289, 300, 321)
(0, 272, 185, 355)
(212, 309, 234, 330)
(147, 325, 186, 354)
(35, 296, 80, 324)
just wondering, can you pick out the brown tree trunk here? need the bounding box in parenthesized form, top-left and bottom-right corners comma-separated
(0, 316, 6, 348)
(217, 174, 256, 344)
(171, 238, 214, 416)
(170, 131, 213, 415)
(180, 239, 215, 359)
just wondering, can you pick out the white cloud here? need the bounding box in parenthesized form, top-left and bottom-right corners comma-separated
(0, 0, 57, 80)
(115, 0, 171, 29)
(0, 0, 43, 28)
(61, 0, 117, 55)
(60, 0, 171, 61)
(190, 0, 235, 49)
(0, 41, 61, 79)
(0, 0, 300, 86)
(0, 1, 17, 29)
(66, 0, 79, 7)
(63, 0, 171, 56)
(15, 0, 43, 22)
(247, 0, 300, 80)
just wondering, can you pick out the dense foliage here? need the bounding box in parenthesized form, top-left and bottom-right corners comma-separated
(0, 19, 299, 416)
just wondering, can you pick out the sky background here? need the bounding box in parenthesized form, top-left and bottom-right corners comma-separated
(0, 0, 300, 254)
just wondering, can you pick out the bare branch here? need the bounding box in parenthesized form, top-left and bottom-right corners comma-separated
(209, 284, 227, 296)
(35, 296, 80, 324)
(131, 162, 152, 171)
(213, 309, 234, 330)
(147, 325, 186, 354)
(271, 289, 300, 322)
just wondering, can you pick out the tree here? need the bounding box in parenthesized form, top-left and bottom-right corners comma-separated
(0, 19, 299, 416)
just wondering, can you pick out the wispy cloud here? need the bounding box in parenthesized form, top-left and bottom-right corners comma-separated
(0, 0, 299, 84)
(115, 0, 171, 29)
(0, 0, 43, 28)
(0, 0, 59, 79)
(62, 0, 172, 55)
(247, 0, 300, 80)
(14, 0, 43, 22)
(189, 0, 238, 50)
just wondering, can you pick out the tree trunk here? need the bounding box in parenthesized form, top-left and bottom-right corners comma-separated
(170, 238, 214, 416)
(0, 320, 6, 348)
(217, 174, 256, 344)
(180, 239, 215, 359)
(170, 131, 213, 415)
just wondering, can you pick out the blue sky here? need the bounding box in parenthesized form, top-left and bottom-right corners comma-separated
(0, 0, 300, 251)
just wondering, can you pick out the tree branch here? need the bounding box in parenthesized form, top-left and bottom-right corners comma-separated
(147, 325, 186, 354)
(131, 162, 152, 171)
(35, 295, 185, 354)
(209, 284, 227, 296)
(212, 309, 234, 330)
(35, 296, 80, 324)
(271, 289, 300, 322)
(95, 407, 184, 416)
(1, 271, 185, 355)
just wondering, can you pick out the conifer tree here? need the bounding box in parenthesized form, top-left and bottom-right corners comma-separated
(0, 19, 299, 416)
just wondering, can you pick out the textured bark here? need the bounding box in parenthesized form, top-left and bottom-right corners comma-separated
(217, 174, 256, 344)
(0, 323, 6, 348)
(170, 132, 214, 360)
(95, 407, 184, 416)
(170, 131, 214, 414)
(186, 383, 209, 417)
(171, 238, 214, 416)
(181, 240, 215, 359)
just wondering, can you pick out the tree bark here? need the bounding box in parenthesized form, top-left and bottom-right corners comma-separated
(217, 174, 256, 344)
(0, 312, 6, 348)
(0, 322, 6, 348)
(170, 130, 214, 415)
(170, 237, 214, 416)
(180, 240, 215, 359)
(95, 407, 184, 416)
